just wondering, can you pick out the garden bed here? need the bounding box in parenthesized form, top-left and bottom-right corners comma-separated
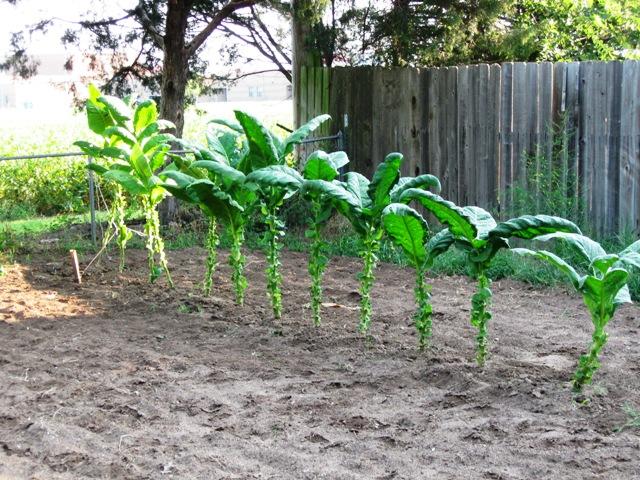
(1, 248, 639, 479)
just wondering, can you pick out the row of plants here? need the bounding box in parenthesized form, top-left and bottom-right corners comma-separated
(75, 88, 639, 395)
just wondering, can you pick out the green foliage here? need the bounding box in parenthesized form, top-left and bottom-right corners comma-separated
(75, 86, 175, 285)
(513, 233, 636, 393)
(203, 217, 220, 296)
(300, 150, 349, 326)
(382, 203, 434, 349)
(403, 188, 581, 365)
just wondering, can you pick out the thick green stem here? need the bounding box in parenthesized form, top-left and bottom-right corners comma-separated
(203, 217, 219, 295)
(229, 225, 247, 305)
(471, 271, 492, 366)
(104, 186, 130, 272)
(572, 315, 609, 393)
(308, 199, 327, 327)
(414, 264, 433, 350)
(264, 204, 284, 320)
(358, 227, 381, 333)
(142, 196, 173, 287)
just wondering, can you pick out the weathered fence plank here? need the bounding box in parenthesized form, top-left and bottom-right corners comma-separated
(301, 60, 640, 236)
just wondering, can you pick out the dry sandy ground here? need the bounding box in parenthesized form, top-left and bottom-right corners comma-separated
(1, 247, 639, 479)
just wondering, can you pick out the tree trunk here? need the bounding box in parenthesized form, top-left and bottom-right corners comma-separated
(159, 0, 190, 225)
(292, 0, 324, 128)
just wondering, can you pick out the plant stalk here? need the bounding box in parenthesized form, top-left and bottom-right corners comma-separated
(358, 227, 381, 333)
(264, 203, 284, 320)
(414, 264, 433, 350)
(229, 224, 247, 305)
(308, 199, 327, 326)
(572, 317, 609, 393)
(142, 195, 173, 287)
(203, 216, 219, 295)
(471, 270, 492, 366)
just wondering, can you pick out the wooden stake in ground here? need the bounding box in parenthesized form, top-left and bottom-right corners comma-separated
(69, 249, 82, 284)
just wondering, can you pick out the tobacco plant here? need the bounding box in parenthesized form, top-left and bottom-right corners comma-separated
(401, 189, 581, 365)
(305, 153, 441, 333)
(75, 88, 175, 285)
(514, 234, 639, 392)
(300, 150, 349, 326)
(162, 139, 257, 304)
(245, 165, 304, 319)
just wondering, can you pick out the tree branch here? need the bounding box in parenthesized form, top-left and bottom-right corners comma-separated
(250, 6, 291, 64)
(186, 0, 258, 57)
(132, 0, 164, 49)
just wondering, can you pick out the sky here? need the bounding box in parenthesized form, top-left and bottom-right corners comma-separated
(0, 0, 288, 73)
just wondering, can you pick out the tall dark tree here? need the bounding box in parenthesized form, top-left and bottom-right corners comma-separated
(1, 0, 262, 136)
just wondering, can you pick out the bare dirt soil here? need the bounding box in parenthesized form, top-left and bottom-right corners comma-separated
(1, 247, 639, 479)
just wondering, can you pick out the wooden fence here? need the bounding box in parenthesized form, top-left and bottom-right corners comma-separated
(297, 62, 640, 236)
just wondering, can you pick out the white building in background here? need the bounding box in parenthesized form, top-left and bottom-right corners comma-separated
(201, 71, 292, 103)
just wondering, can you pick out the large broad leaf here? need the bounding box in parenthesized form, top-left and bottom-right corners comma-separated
(390, 174, 442, 202)
(281, 114, 331, 157)
(104, 169, 146, 195)
(209, 118, 244, 134)
(98, 95, 132, 124)
(327, 151, 349, 171)
(427, 228, 456, 261)
(160, 171, 198, 203)
(620, 239, 640, 257)
(74, 141, 102, 158)
(142, 133, 175, 154)
(344, 172, 372, 210)
(303, 151, 339, 181)
(104, 126, 136, 146)
(186, 180, 243, 223)
(461, 206, 496, 241)
(581, 268, 631, 317)
(490, 215, 581, 241)
(401, 188, 477, 244)
(234, 111, 279, 167)
(86, 100, 112, 135)
(86, 162, 108, 175)
(204, 131, 231, 164)
(302, 179, 361, 212)
(382, 203, 428, 267)
(590, 254, 621, 275)
(191, 160, 246, 187)
(534, 232, 607, 264)
(512, 248, 583, 290)
(618, 251, 640, 271)
(129, 144, 153, 181)
(133, 99, 158, 134)
(245, 165, 304, 192)
(368, 152, 403, 213)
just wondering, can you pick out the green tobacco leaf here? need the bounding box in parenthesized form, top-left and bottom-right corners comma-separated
(130, 144, 153, 181)
(390, 174, 442, 202)
(581, 268, 631, 314)
(401, 189, 477, 243)
(619, 251, 640, 271)
(142, 133, 174, 154)
(104, 170, 146, 195)
(209, 118, 244, 133)
(86, 162, 108, 175)
(344, 172, 372, 210)
(327, 151, 349, 170)
(303, 151, 339, 181)
(534, 232, 607, 264)
(235, 111, 279, 167)
(161, 171, 198, 202)
(490, 215, 581, 240)
(245, 165, 304, 192)
(368, 152, 403, 213)
(204, 131, 231, 164)
(591, 254, 621, 274)
(512, 248, 582, 289)
(134, 99, 158, 134)
(620, 239, 640, 256)
(192, 160, 246, 187)
(98, 95, 132, 124)
(461, 206, 496, 241)
(382, 203, 428, 267)
(302, 179, 361, 212)
(86, 100, 112, 135)
(426, 229, 455, 264)
(74, 141, 102, 158)
(104, 126, 136, 146)
(282, 114, 331, 157)
(187, 180, 243, 222)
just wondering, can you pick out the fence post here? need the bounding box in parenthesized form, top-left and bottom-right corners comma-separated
(87, 156, 97, 247)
